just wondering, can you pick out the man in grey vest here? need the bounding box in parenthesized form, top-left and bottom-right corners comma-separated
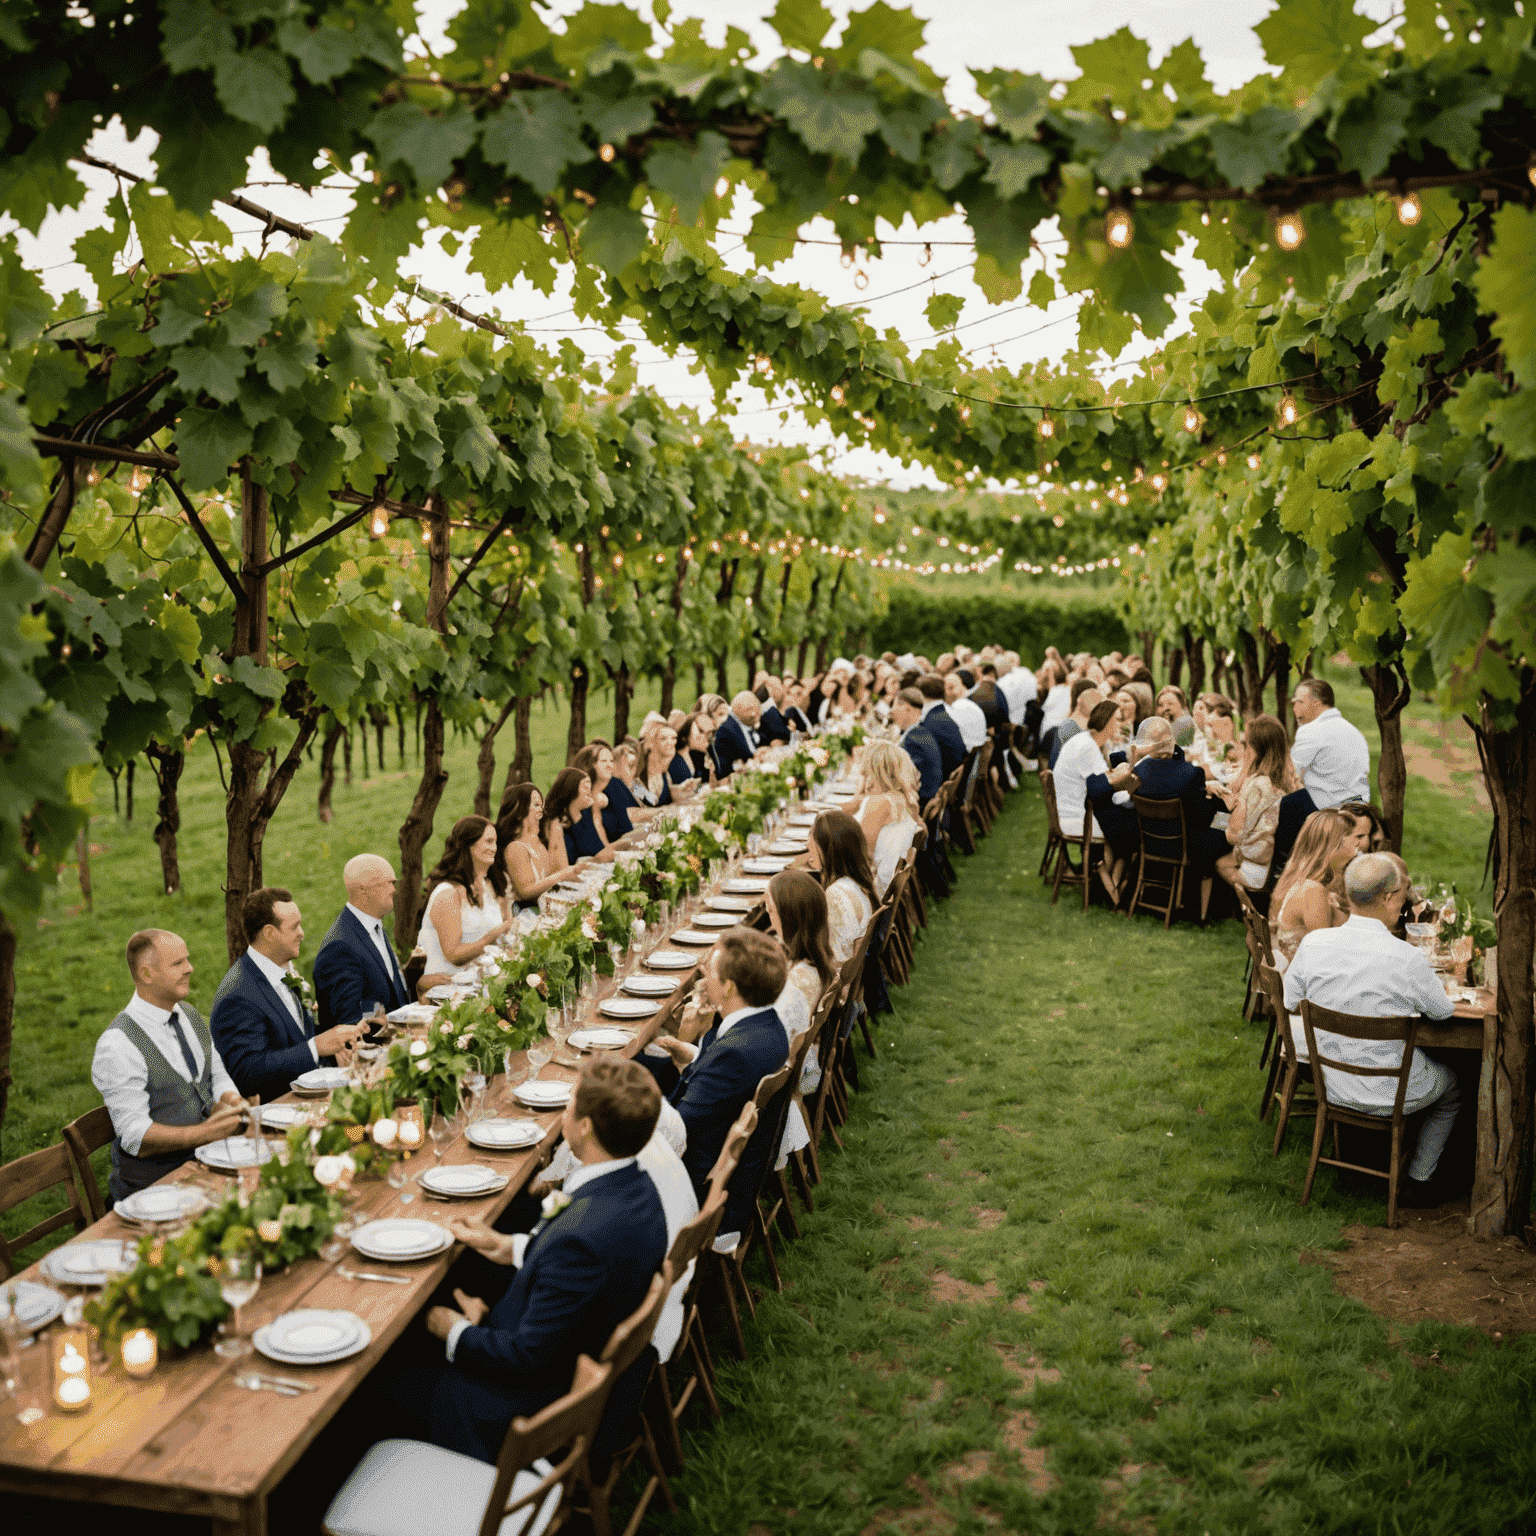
(90, 929, 245, 1204)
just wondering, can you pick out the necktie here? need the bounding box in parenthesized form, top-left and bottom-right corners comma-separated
(168, 1008, 201, 1081)
(376, 922, 406, 1004)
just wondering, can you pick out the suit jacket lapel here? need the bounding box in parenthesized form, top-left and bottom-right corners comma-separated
(343, 907, 403, 1007)
(248, 955, 310, 1046)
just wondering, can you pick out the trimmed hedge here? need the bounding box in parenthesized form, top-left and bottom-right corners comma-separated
(866, 586, 1129, 662)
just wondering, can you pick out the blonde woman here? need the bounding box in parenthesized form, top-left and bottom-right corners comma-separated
(855, 741, 922, 897)
(1213, 714, 1297, 892)
(634, 720, 677, 810)
(1269, 807, 1362, 965)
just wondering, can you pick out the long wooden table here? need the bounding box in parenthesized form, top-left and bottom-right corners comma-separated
(0, 850, 798, 1536)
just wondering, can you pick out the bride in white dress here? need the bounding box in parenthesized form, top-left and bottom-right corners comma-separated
(852, 741, 923, 897)
(764, 870, 838, 1165)
(415, 815, 512, 995)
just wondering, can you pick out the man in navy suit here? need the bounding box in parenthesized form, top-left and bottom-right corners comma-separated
(210, 888, 366, 1102)
(915, 675, 966, 777)
(312, 854, 410, 1034)
(412, 1056, 669, 1465)
(782, 679, 813, 734)
(710, 691, 762, 778)
(753, 674, 793, 745)
(645, 928, 790, 1246)
(892, 688, 944, 805)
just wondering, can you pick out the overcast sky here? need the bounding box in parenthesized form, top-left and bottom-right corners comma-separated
(20, 1, 1396, 490)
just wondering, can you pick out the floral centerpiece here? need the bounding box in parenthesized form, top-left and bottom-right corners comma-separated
(87, 1126, 348, 1351)
(323, 1081, 401, 1175)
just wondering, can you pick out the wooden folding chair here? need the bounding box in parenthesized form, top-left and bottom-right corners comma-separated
(849, 890, 894, 1058)
(323, 1354, 614, 1536)
(651, 1185, 729, 1470)
(905, 823, 930, 930)
(61, 1103, 114, 1224)
(0, 1142, 89, 1279)
(1259, 963, 1317, 1156)
(709, 1062, 794, 1358)
(577, 1267, 674, 1536)
(1126, 794, 1192, 928)
(1038, 767, 1066, 879)
(1298, 1001, 1423, 1229)
(1234, 886, 1275, 1030)
(1041, 769, 1106, 911)
(881, 851, 919, 987)
(768, 1014, 829, 1233)
(804, 976, 850, 1174)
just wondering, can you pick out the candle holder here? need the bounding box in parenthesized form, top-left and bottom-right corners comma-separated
(396, 1101, 423, 1157)
(120, 1328, 158, 1379)
(53, 1328, 92, 1413)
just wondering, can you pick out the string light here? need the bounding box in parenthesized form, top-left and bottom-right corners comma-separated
(1105, 208, 1135, 249)
(829, 384, 846, 405)
(1395, 191, 1422, 226)
(1278, 393, 1299, 427)
(714, 176, 731, 199)
(1181, 405, 1202, 434)
(1247, 451, 1262, 469)
(1038, 416, 1055, 439)
(599, 144, 616, 163)
(369, 506, 388, 538)
(1274, 210, 1306, 251)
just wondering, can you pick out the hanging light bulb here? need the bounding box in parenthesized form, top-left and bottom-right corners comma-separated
(1104, 207, 1135, 249)
(829, 384, 845, 405)
(369, 506, 388, 539)
(959, 403, 971, 423)
(1150, 473, 1167, 492)
(1278, 393, 1299, 427)
(1038, 415, 1055, 439)
(1181, 405, 1202, 434)
(1274, 209, 1306, 250)
(599, 143, 617, 163)
(1216, 451, 1227, 467)
(1395, 191, 1422, 226)
(1247, 451, 1262, 470)
(714, 176, 731, 199)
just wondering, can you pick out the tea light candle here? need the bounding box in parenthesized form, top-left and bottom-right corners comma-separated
(397, 1120, 422, 1149)
(121, 1328, 158, 1378)
(54, 1336, 92, 1412)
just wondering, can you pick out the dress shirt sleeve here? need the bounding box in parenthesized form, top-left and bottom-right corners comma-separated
(444, 1317, 470, 1362)
(91, 1030, 152, 1157)
(1288, 723, 1320, 779)
(208, 1039, 239, 1102)
(1406, 950, 1456, 1019)
(1281, 948, 1310, 1013)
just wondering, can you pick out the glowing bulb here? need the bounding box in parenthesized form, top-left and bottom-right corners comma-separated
(1038, 416, 1055, 439)
(1105, 208, 1134, 248)
(714, 176, 731, 199)
(1274, 210, 1306, 251)
(830, 384, 845, 405)
(1181, 405, 1202, 435)
(599, 143, 616, 163)
(1150, 473, 1167, 492)
(1278, 393, 1299, 427)
(1395, 192, 1422, 226)
(959, 404, 971, 422)
(1216, 451, 1227, 467)
(369, 508, 388, 538)
(1247, 452, 1262, 470)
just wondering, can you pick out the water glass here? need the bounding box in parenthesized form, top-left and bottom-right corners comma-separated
(747, 833, 762, 857)
(503, 1049, 528, 1087)
(387, 1157, 415, 1204)
(214, 1252, 261, 1358)
(463, 1071, 488, 1124)
(428, 1103, 451, 1163)
(527, 1041, 553, 1079)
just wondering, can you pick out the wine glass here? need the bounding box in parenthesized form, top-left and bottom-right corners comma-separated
(502, 1049, 528, 1088)
(214, 1252, 261, 1359)
(428, 1102, 451, 1165)
(387, 1156, 415, 1205)
(463, 1070, 488, 1124)
(527, 1040, 552, 1081)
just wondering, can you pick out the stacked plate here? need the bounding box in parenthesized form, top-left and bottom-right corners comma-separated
(693, 911, 739, 929)
(115, 1184, 208, 1225)
(195, 1137, 274, 1173)
(292, 1066, 351, 1094)
(40, 1239, 135, 1288)
(387, 1003, 439, 1026)
(595, 997, 656, 1021)
(467, 1117, 544, 1152)
(622, 974, 677, 997)
(254, 1309, 371, 1366)
(646, 949, 698, 970)
(766, 840, 805, 856)
(514, 1079, 573, 1110)
(741, 857, 791, 874)
(260, 1104, 309, 1132)
(788, 813, 818, 827)
(722, 878, 769, 895)
(705, 896, 753, 913)
(351, 1219, 452, 1263)
(424, 984, 473, 1003)
(669, 929, 716, 947)
(571, 1024, 638, 1050)
(0, 1279, 65, 1332)
(419, 1164, 507, 1199)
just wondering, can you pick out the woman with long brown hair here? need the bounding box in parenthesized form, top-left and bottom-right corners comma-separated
(541, 768, 607, 870)
(765, 870, 837, 1041)
(415, 815, 513, 994)
(1213, 714, 1298, 893)
(1269, 806, 1364, 964)
(807, 809, 877, 964)
(497, 783, 581, 909)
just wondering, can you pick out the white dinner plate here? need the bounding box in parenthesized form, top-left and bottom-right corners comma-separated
(669, 929, 716, 946)
(420, 1164, 506, 1196)
(254, 1312, 371, 1367)
(425, 985, 474, 1003)
(0, 1279, 65, 1331)
(295, 1066, 351, 1091)
(260, 1104, 307, 1130)
(722, 879, 769, 895)
(351, 1219, 451, 1261)
(621, 974, 678, 997)
(766, 841, 805, 856)
(40, 1240, 135, 1288)
(514, 1080, 573, 1109)
(692, 912, 739, 929)
(787, 813, 818, 826)
(195, 1137, 274, 1171)
(741, 858, 792, 874)
(705, 896, 754, 912)
(571, 1025, 639, 1050)
(115, 1185, 208, 1224)
(467, 1118, 545, 1151)
(264, 1309, 363, 1357)
(646, 949, 699, 970)
(594, 997, 655, 1019)
(387, 1003, 440, 1026)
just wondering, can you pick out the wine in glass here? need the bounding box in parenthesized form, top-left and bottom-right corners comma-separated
(214, 1251, 261, 1359)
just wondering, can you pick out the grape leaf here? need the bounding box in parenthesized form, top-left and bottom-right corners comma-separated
(836, 3, 927, 69)
(644, 132, 731, 224)
(768, 0, 834, 53)
(983, 141, 1051, 200)
(760, 64, 883, 161)
(1255, 0, 1374, 89)
(1208, 107, 1300, 191)
(174, 405, 253, 489)
(369, 103, 478, 190)
(469, 217, 557, 295)
(171, 341, 246, 403)
(551, 3, 654, 75)
(924, 293, 964, 330)
(1474, 205, 1536, 388)
(1067, 28, 1150, 107)
(481, 93, 593, 196)
(213, 47, 296, 135)
(1332, 86, 1413, 182)
(1027, 269, 1055, 309)
(160, 0, 233, 72)
(154, 112, 260, 214)
(974, 71, 1051, 142)
(277, 16, 361, 86)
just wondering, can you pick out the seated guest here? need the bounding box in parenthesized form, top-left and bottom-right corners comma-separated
(891, 687, 943, 805)
(1339, 799, 1391, 854)
(943, 670, 989, 751)
(915, 675, 966, 777)
(1050, 679, 1104, 768)
(645, 930, 791, 1247)
(765, 870, 837, 1167)
(696, 693, 731, 733)
(811, 671, 839, 726)
(1155, 684, 1193, 742)
(312, 854, 411, 1034)
(415, 817, 514, 994)
(498, 784, 582, 910)
(1283, 852, 1459, 1203)
(1269, 807, 1361, 965)
(1053, 700, 1121, 894)
(407, 1056, 669, 1465)
(93, 929, 246, 1203)
(573, 741, 633, 845)
(854, 741, 923, 897)
(1212, 715, 1295, 893)
(971, 669, 1009, 733)
(711, 692, 762, 777)
(754, 674, 793, 744)
(633, 720, 678, 810)
(808, 809, 878, 964)
(1290, 678, 1372, 809)
(671, 712, 715, 788)
(782, 681, 813, 734)
(608, 740, 658, 827)
(211, 889, 367, 1103)
(997, 652, 1036, 724)
(544, 767, 609, 865)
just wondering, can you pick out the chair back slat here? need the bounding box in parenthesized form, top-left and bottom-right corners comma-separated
(597, 1266, 672, 1377)
(62, 1105, 114, 1224)
(705, 1102, 757, 1202)
(667, 1184, 728, 1279)
(1040, 769, 1064, 838)
(0, 1142, 88, 1280)
(1297, 1001, 1419, 1119)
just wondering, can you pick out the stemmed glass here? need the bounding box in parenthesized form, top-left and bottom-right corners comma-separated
(502, 1049, 528, 1089)
(428, 1101, 451, 1166)
(462, 1070, 488, 1125)
(387, 1155, 415, 1204)
(527, 1040, 553, 1081)
(214, 1251, 261, 1359)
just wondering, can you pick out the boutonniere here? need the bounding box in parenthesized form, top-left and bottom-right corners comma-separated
(540, 1189, 572, 1222)
(282, 968, 316, 1012)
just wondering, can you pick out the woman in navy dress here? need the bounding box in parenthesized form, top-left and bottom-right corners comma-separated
(633, 721, 677, 811)
(544, 767, 604, 864)
(573, 741, 634, 845)
(670, 713, 714, 790)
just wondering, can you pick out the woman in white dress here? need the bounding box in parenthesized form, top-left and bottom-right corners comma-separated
(416, 815, 513, 996)
(496, 784, 581, 910)
(807, 809, 877, 965)
(765, 870, 839, 1164)
(853, 741, 922, 897)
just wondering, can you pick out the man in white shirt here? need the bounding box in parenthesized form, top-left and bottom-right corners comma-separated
(942, 671, 989, 750)
(1289, 678, 1371, 808)
(1038, 661, 1071, 731)
(91, 929, 246, 1202)
(1283, 852, 1459, 1202)
(996, 652, 1036, 724)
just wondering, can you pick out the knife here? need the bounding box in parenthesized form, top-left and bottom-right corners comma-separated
(339, 1268, 413, 1285)
(258, 1372, 319, 1393)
